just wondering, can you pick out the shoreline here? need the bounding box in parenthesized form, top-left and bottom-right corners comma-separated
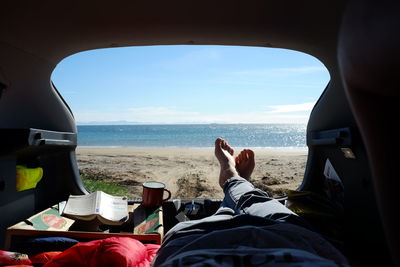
(76, 147, 308, 198)
(77, 146, 308, 150)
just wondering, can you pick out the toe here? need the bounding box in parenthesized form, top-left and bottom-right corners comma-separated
(215, 138, 223, 147)
(247, 149, 255, 159)
(235, 156, 240, 165)
(239, 150, 246, 160)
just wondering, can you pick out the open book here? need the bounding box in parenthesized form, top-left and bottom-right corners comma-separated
(62, 191, 129, 226)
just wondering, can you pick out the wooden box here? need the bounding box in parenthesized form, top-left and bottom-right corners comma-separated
(5, 204, 164, 250)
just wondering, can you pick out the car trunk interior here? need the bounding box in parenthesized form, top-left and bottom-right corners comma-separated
(0, 1, 398, 265)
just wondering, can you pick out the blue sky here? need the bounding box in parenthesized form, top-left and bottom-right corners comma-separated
(51, 45, 330, 124)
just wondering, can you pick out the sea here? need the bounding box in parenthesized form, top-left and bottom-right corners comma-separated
(76, 124, 307, 149)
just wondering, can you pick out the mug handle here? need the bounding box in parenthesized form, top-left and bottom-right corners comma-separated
(163, 188, 172, 201)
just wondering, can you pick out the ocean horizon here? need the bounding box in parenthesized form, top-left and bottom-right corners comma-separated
(76, 124, 307, 149)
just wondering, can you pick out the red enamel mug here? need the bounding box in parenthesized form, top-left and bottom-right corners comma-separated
(142, 181, 171, 208)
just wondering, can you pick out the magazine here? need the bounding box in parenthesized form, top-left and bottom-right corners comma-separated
(9, 206, 75, 231)
(62, 191, 129, 225)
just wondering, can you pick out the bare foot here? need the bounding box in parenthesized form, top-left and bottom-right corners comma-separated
(235, 149, 255, 180)
(214, 138, 239, 188)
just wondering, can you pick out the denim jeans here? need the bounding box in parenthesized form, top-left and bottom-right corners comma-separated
(162, 176, 308, 246)
(220, 176, 297, 217)
(153, 177, 346, 266)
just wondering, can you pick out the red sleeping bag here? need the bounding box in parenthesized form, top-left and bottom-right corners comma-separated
(43, 237, 160, 267)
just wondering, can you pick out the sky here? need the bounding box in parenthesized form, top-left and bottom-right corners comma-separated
(51, 45, 330, 124)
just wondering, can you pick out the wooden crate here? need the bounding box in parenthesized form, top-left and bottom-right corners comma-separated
(5, 204, 164, 250)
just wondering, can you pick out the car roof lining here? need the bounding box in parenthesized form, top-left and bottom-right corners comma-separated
(1, 1, 345, 67)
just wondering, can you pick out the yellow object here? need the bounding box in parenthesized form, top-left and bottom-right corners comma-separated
(16, 165, 43, 191)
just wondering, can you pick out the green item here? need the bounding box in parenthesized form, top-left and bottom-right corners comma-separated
(144, 208, 161, 234)
(286, 190, 343, 241)
(286, 190, 340, 218)
(16, 165, 43, 191)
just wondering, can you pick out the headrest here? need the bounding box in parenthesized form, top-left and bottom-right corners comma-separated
(338, 0, 400, 97)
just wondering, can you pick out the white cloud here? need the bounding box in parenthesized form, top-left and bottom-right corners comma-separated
(127, 107, 199, 117)
(177, 112, 310, 124)
(265, 102, 316, 113)
(75, 106, 200, 123)
(75, 105, 312, 124)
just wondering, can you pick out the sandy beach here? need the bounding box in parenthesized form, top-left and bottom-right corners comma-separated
(76, 147, 308, 199)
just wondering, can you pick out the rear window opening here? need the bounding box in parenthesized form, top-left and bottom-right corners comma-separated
(51, 45, 329, 199)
